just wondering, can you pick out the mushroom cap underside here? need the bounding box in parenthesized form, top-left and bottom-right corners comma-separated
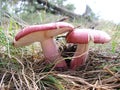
(15, 22, 74, 41)
(13, 22, 74, 47)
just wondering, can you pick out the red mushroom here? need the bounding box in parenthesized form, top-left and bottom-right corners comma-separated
(66, 29, 111, 70)
(13, 22, 74, 70)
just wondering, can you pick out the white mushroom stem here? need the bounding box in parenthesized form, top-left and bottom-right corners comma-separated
(41, 38, 59, 61)
(41, 38, 67, 68)
(70, 44, 89, 70)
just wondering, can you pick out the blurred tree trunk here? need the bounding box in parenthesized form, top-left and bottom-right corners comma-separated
(36, 0, 81, 19)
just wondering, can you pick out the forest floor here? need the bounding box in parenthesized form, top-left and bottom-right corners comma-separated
(0, 42, 120, 90)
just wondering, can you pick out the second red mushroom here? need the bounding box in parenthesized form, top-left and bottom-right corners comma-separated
(66, 29, 111, 70)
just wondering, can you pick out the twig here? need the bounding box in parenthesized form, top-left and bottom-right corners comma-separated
(104, 63, 120, 68)
(56, 74, 93, 87)
(57, 17, 69, 22)
(0, 72, 7, 86)
(102, 73, 120, 84)
(56, 74, 112, 90)
(92, 80, 98, 90)
(103, 66, 120, 81)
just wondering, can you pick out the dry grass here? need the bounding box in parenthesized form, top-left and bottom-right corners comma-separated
(0, 47, 120, 90)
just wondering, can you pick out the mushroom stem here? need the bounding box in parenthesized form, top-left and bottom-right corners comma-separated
(41, 38, 67, 68)
(70, 44, 89, 70)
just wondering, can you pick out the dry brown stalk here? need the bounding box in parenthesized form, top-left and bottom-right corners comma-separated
(55, 74, 112, 90)
(103, 66, 120, 81)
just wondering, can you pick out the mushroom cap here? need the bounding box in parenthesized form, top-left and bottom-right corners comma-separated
(13, 22, 74, 47)
(66, 29, 111, 44)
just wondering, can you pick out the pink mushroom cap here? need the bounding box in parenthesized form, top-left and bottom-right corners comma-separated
(14, 22, 74, 47)
(66, 29, 111, 44)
